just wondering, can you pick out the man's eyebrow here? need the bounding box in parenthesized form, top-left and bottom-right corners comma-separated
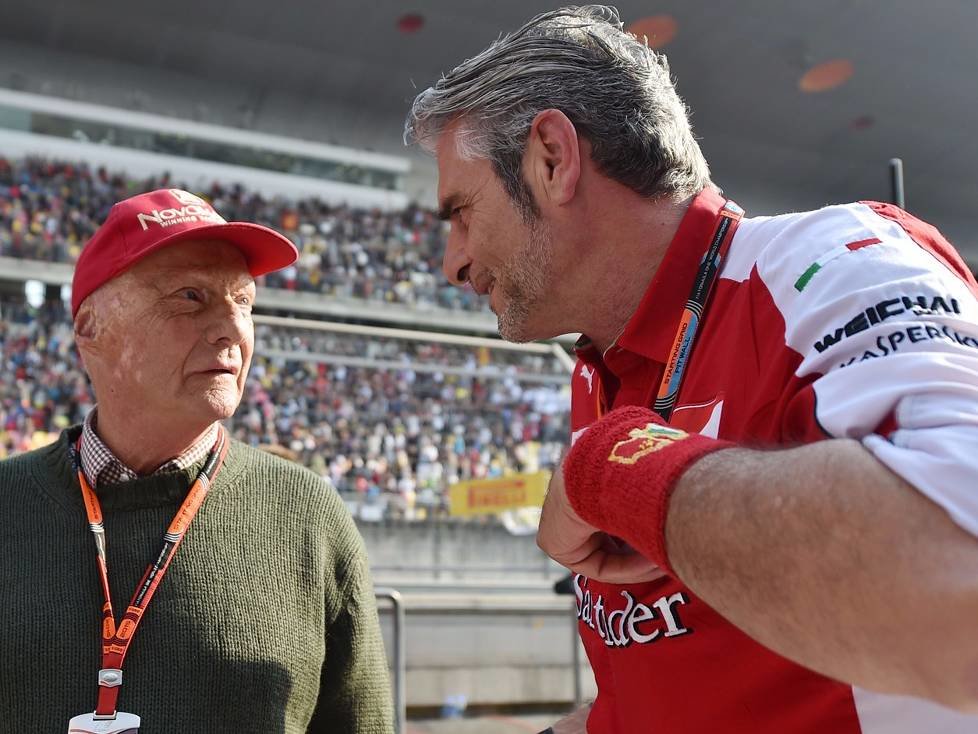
(152, 266, 255, 289)
(437, 194, 460, 222)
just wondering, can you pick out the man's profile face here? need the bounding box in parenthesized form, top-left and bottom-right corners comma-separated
(435, 122, 558, 343)
(82, 239, 256, 428)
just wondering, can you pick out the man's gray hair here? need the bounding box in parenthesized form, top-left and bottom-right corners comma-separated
(405, 5, 711, 210)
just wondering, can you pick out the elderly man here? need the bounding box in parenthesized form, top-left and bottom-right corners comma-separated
(406, 6, 978, 734)
(0, 188, 393, 733)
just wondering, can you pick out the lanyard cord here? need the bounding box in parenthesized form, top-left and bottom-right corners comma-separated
(652, 200, 744, 421)
(68, 426, 229, 719)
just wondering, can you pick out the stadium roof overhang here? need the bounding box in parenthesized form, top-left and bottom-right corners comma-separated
(2, 0, 977, 262)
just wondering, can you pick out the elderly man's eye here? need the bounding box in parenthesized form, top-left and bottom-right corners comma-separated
(182, 288, 203, 302)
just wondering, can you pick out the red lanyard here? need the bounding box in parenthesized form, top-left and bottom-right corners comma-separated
(69, 426, 229, 719)
(652, 199, 744, 421)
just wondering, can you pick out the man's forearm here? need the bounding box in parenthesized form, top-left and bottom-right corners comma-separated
(663, 438, 978, 710)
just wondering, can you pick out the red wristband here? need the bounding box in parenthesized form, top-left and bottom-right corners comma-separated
(563, 406, 732, 576)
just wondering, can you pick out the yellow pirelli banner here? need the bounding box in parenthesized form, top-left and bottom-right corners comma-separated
(449, 471, 551, 517)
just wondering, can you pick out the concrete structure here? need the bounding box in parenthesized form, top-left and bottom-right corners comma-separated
(361, 519, 562, 581)
(375, 592, 594, 710)
(3, 2, 977, 262)
(364, 520, 593, 711)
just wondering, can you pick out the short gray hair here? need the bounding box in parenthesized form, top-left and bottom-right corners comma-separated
(405, 5, 711, 209)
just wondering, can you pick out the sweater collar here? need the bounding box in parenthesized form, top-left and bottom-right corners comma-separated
(35, 427, 244, 514)
(80, 409, 218, 488)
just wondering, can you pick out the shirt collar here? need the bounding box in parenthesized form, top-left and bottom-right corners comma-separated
(575, 186, 729, 368)
(80, 408, 217, 488)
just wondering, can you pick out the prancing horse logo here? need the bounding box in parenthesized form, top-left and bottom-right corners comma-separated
(608, 423, 688, 465)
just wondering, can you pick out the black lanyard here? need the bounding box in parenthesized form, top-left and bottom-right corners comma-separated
(652, 199, 744, 421)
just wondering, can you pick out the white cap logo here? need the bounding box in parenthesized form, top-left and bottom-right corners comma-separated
(169, 189, 209, 207)
(135, 190, 225, 231)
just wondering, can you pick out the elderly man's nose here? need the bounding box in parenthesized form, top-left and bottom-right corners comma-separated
(207, 301, 250, 345)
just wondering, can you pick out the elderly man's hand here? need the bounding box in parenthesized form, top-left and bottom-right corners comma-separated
(537, 458, 665, 584)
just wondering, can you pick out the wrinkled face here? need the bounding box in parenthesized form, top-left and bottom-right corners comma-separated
(436, 125, 557, 343)
(80, 239, 256, 428)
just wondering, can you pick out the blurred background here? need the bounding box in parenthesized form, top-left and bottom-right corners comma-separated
(1, 2, 975, 730)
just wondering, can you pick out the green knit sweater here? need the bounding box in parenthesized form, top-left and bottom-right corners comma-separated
(0, 427, 393, 733)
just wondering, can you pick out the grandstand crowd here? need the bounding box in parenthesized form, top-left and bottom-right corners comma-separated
(0, 157, 571, 519)
(0, 156, 487, 312)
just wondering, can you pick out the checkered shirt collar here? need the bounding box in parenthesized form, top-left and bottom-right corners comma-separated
(80, 409, 217, 488)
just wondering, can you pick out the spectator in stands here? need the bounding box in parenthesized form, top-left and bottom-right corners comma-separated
(0, 156, 486, 312)
(237, 354, 568, 515)
(0, 295, 570, 513)
(0, 156, 572, 513)
(407, 5, 978, 733)
(0, 297, 89, 457)
(0, 188, 392, 732)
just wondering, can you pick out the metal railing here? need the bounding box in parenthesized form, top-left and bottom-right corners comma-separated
(374, 587, 406, 734)
(372, 588, 589, 716)
(371, 563, 564, 579)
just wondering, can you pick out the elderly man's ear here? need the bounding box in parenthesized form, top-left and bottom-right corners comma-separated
(73, 302, 97, 354)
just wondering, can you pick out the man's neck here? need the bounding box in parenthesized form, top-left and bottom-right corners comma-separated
(92, 406, 216, 476)
(573, 190, 697, 353)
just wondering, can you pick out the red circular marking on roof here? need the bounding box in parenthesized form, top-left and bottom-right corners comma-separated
(850, 114, 875, 130)
(799, 60, 854, 93)
(397, 13, 425, 34)
(626, 15, 678, 49)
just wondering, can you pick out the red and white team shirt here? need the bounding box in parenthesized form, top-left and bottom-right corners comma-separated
(571, 187, 978, 733)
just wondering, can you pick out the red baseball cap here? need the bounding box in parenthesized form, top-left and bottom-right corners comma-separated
(71, 188, 298, 315)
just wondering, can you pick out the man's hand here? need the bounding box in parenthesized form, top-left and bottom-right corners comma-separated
(538, 459, 665, 584)
(548, 703, 592, 734)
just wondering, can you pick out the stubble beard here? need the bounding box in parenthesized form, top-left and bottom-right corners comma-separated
(494, 216, 554, 343)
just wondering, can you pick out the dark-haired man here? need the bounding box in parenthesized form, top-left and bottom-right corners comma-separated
(407, 6, 978, 733)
